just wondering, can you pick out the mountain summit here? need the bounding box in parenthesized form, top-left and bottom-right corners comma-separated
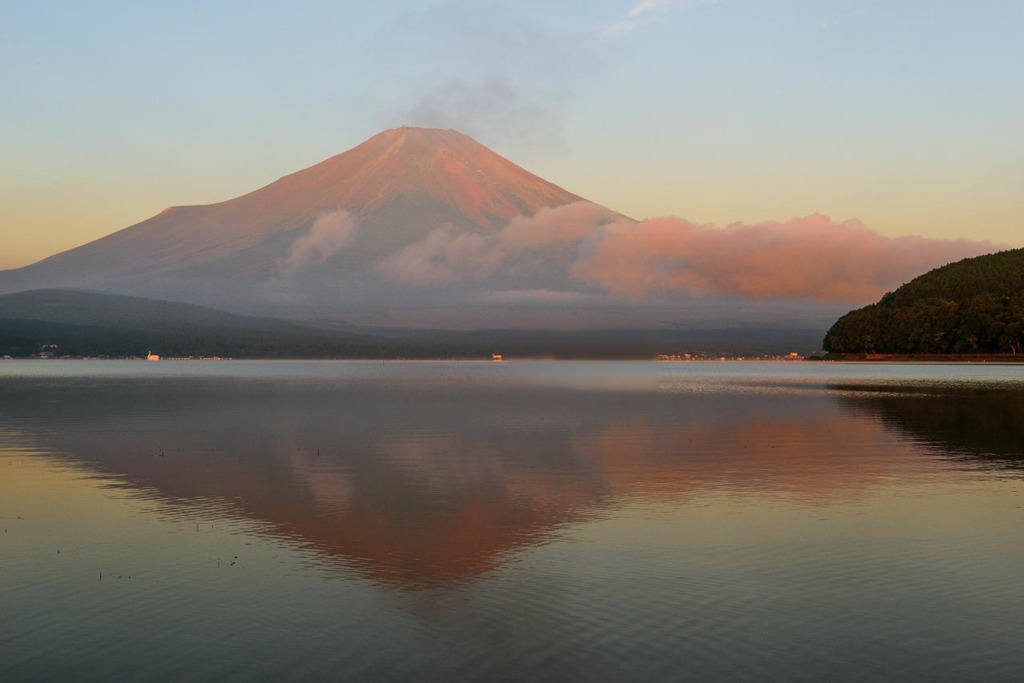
(293, 127, 583, 227)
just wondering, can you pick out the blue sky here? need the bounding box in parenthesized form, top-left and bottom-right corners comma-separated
(2, 0, 1022, 267)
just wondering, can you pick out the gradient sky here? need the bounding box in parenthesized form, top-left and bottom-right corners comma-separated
(2, 0, 1022, 269)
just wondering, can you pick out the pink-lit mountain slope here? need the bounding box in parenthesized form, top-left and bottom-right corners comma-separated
(0, 128, 847, 333)
(0, 128, 587, 299)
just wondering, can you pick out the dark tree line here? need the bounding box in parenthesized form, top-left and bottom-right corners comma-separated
(824, 249, 1024, 355)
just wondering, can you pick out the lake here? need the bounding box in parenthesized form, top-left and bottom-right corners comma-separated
(2, 360, 1023, 681)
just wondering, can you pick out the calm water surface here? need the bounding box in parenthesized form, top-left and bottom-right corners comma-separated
(2, 360, 1023, 681)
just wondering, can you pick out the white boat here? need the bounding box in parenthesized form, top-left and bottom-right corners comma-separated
(146, 351, 160, 361)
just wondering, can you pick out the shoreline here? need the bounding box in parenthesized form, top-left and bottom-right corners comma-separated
(822, 353, 1024, 363)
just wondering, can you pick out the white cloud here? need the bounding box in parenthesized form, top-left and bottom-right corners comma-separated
(627, 0, 678, 19)
(375, 225, 505, 285)
(374, 202, 618, 285)
(277, 210, 359, 276)
(607, 0, 722, 35)
(603, 18, 643, 36)
(818, 10, 862, 31)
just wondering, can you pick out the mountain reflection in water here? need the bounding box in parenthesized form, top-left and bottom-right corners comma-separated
(3, 369, 1019, 590)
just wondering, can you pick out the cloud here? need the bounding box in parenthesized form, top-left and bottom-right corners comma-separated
(277, 210, 359, 275)
(400, 77, 563, 150)
(375, 203, 619, 285)
(607, 0, 722, 34)
(500, 202, 620, 248)
(375, 225, 505, 285)
(570, 214, 1000, 303)
(819, 10, 862, 31)
(390, 2, 588, 80)
(372, 203, 999, 305)
(628, 0, 679, 19)
(383, 2, 594, 150)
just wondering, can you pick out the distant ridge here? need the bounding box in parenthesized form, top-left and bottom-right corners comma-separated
(0, 288, 290, 329)
(0, 289, 389, 358)
(0, 288, 826, 359)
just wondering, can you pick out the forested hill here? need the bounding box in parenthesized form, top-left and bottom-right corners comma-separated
(823, 249, 1024, 355)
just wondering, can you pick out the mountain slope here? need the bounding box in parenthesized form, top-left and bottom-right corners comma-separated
(0, 127, 848, 336)
(823, 249, 1024, 354)
(0, 128, 585, 295)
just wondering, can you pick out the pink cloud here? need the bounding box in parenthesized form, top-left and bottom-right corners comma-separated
(571, 213, 1000, 302)
(499, 202, 619, 248)
(372, 202, 998, 304)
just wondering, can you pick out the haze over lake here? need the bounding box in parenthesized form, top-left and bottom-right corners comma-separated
(3, 360, 1024, 681)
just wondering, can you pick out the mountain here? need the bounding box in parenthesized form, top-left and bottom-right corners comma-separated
(2, 127, 581, 277)
(823, 248, 1024, 355)
(0, 128, 588, 310)
(0, 127, 844, 338)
